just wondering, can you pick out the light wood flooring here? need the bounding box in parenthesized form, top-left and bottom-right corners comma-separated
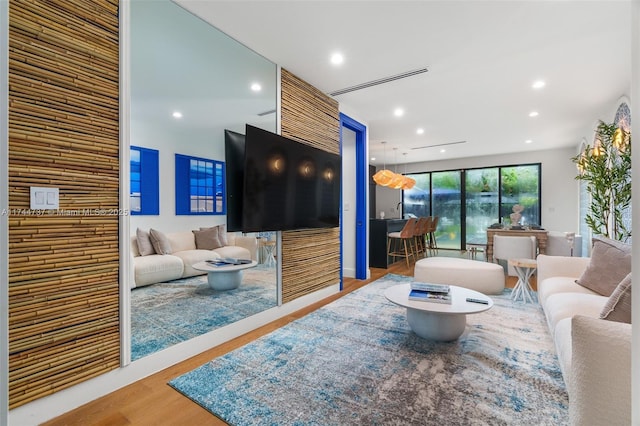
(43, 251, 528, 426)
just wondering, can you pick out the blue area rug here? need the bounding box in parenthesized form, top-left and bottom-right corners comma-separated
(131, 265, 277, 360)
(169, 273, 568, 425)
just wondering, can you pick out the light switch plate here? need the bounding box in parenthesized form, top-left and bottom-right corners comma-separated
(30, 187, 59, 210)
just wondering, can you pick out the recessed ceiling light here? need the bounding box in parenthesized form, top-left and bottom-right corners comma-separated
(330, 52, 344, 66)
(532, 80, 545, 89)
(525, 139, 533, 144)
(529, 111, 539, 117)
(172, 111, 183, 119)
(416, 128, 425, 135)
(251, 82, 262, 92)
(394, 108, 404, 117)
(440, 149, 446, 153)
(371, 157, 376, 161)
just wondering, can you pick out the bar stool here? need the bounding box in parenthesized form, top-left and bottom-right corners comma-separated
(387, 217, 418, 268)
(427, 216, 439, 253)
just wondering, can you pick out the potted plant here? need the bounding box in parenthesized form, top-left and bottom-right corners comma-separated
(572, 121, 631, 241)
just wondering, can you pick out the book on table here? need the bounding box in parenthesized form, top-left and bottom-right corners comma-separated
(410, 281, 450, 294)
(206, 258, 252, 266)
(408, 289, 452, 304)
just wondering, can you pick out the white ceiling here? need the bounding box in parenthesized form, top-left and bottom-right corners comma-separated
(175, 0, 631, 166)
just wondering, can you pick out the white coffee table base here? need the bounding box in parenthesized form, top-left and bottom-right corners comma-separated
(192, 260, 258, 291)
(385, 283, 493, 342)
(207, 270, 243, 290)
(406, 309, 467, 341)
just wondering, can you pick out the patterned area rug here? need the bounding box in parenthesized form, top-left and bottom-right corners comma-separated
(131, 265, 277, 360)
(169, 274, 568, 425)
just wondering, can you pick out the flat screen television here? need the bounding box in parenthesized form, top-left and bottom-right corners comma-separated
(224, 129, 246, 232)
(242, 124, 341, 232)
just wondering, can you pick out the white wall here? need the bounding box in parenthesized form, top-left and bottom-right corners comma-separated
(341, 127, 356, 277)
(376, 146, 581, 233)
(129, 120, 227, 234)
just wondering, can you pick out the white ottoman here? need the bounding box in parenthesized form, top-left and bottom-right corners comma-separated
(414, 257, 505, 295)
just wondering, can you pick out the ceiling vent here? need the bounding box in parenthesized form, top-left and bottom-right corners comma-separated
(411, 140, 467, 150)
(329, 67, 428, 97)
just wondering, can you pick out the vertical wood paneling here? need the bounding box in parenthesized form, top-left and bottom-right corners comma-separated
(8, 0, 120, 408)
(280, 69, 340, 303)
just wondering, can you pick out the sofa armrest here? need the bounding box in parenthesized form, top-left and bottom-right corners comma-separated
(570, 315, 631, 426)
(536, 254, 590, 284)
(231, 235, 258, 261)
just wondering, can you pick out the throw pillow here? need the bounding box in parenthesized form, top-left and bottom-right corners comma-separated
(200, 225, 229, 246)
(193, 227, 222, 250)
(136, 228, 156, 256)
(600, 273, 632, 323)
(575, 236, 631, 296)
(217, 224, 229, 246)
(149, 228, 172, 255)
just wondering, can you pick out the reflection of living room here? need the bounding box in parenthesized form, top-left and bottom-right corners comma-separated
(127, 0, 279, 361)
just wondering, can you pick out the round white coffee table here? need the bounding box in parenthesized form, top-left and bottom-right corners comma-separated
(384, 283, 493, 341)
(192, 260, 258, 290)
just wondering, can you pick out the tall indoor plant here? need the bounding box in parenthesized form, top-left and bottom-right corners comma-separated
(572, 121, 632, 241)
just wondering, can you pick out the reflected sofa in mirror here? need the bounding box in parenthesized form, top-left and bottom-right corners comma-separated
(129, 0, 278, 361)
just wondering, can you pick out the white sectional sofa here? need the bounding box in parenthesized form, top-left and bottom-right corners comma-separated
(537, 252, 631, 425)
(131, 229, 258, 288)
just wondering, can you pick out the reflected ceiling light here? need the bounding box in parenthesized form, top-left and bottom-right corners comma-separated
(394, 108, 404, 117)
(416, 128, 425, 135)
(532, 80, 546, 89)
(330, 52, 344, 65)
(298, 159, 316, 178)
(268, 153, 286, 175)
(529, 111, 539, 117)
(251, 82, 262, 92)
(172, 111, 183, 119)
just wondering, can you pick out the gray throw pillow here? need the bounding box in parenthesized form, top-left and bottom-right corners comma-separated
(575, 236, 631, 296)
(200, 225, 229, 246)
(149, 228, 172, 255)
(600, 273, 632, 323)
(136, 228, 155, 256)
(193, 227, 222, 250)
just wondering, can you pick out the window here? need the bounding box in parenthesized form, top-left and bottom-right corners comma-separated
(175, 154, 225, 215)
(402, 163, 541, 250)
(130, 146, 159, 215)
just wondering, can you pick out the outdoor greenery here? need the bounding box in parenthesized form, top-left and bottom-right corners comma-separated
(572, 121, 631, 241)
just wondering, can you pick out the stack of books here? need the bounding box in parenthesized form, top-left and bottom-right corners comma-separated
(408, 281, 452, 304)
(206, 258, 252, 267)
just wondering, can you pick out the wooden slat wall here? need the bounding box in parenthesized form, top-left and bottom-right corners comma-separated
(7, 0, 120, 409)
(280, 69, 340, 303)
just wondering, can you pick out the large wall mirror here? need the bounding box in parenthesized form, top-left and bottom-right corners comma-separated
(129, 0, 278, 361)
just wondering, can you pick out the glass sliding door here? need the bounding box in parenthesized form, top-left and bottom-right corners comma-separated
(403, 173, 430, 218)
(465, 168, 499, 245)
(432, 171, 461, 249)
(500, 165, 540, 227)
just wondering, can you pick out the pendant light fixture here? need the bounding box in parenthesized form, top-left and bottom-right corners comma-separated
(401, 153, 416, 190)
(372, 141, 395, 186)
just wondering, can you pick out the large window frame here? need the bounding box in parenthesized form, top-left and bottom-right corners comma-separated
(403, 163, 541, 250)
(175, 153, 225, 215)
(130, 146, 159, 215)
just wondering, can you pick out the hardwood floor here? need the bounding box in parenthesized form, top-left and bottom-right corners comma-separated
(43, 252, 525, 426)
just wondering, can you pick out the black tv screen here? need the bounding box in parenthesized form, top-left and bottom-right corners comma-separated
(224, 129, 245, 232)
(242, 125, 341, 232)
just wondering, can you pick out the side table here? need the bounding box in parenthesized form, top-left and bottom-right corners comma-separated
(508, 258, 537, 303)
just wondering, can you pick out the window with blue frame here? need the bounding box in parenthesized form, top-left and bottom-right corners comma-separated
(130, 146, 159, 215)
(175, 154, 225, 215)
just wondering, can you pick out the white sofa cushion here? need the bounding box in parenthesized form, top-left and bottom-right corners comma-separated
(543, 292, 606, 333)
(553, 317, 572, 391)
(167, 231, 197, 252)
(174, 249, 221, 278)
(134, 254, 183, 287)
(570, 316, 631, 426)
(538, 276, 598, 306)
